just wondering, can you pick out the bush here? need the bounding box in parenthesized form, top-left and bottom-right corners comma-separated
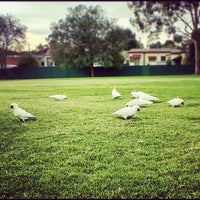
(173, 56, 182, 65)
(17, 54, 40, 68)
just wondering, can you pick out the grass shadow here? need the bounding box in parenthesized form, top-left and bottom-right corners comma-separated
(186, 103, 200, 107)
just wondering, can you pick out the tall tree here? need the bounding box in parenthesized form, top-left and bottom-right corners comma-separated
(128, 1, 200, 74)
(101, 26, 140, 68)
(105, 26, 140, 50)
(35, 43, 49, 54)
(0, 14, 27, 79)
(47, 4, 127, 76)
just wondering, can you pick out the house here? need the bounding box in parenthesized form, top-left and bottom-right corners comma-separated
(5, 48, 55, 68)
(36, 48, 55, 67)
(6, 55, 22, 68)
(5, 47, 186, 68)
(124, 48, 186, 66)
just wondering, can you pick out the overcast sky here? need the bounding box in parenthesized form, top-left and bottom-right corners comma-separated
(0, 1, 150, 50)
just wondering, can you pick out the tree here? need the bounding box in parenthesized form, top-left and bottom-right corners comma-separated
(105, 26, 140, 51)
(186, 41, 195, 65)
(162, 40, 176, 48)
(34, 43, 49, 54)
(17, 54, 40, 68)
(0, 14, 27, 78)
(128, 1, 200, 74)
(100, 26, 142, 68)
(47, 4, 130, 76)
(149, 41, 162, 49)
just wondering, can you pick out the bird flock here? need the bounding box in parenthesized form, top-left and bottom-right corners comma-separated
(112, 86, 184, 120)
(10, 88, 184, 122)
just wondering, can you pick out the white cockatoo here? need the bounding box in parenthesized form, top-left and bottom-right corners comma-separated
(126, 99, 153, 107)
(10, 103, 36, 122)
(113, 105, 140, 120)
(49, 94, 67, 101)
(130, 91, 147, 99)
(130, 91, 159, 102)
(112, 86, 121, 99)
(139, 93, 159, 102)
(167, 97, 184, 107)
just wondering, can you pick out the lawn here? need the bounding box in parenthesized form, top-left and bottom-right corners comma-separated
(0, 75, 200, 199)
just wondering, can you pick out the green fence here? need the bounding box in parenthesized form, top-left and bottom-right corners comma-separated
(0, 65, 195, 79)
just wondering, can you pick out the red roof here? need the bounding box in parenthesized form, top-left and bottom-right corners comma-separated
(45, 48, 52, 56)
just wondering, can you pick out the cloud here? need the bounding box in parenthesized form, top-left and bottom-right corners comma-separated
(0, 1, 148, 50)
(25, 32, 48, 50)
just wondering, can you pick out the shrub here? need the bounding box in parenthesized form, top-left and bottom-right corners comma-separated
(17, 54, 40, 68)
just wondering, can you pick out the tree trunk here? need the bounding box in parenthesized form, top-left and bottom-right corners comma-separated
(194, 40, 200, 75)
(90, 63, 95, 77)
(0, 48, 7, 79)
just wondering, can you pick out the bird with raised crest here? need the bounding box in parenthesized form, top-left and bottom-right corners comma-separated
(10, 103, 36, 122)
(112, 86, 121, 99)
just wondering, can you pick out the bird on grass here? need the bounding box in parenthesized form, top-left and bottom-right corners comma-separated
(10, 103, 36, 122)
(112, 86, 121, 99)
(126, 99, 153, 107)
(167, 97, 184, 107)
(130, 91, 147, 99)
(113, 105, 140, 120)
(139, 93, 159, 102)
(49, 94, 67, 101)
(130, 91, 159, 101)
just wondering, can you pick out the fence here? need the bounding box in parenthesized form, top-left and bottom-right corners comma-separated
(0, 64, 195, 79)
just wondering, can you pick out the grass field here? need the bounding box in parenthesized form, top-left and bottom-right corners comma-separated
(0, 75, 200, 199)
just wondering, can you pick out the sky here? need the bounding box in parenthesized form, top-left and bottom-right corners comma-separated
(0, 1, 157, 51)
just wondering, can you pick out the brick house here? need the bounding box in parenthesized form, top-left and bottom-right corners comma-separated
(6, 55, 22, 68)
(5, 48, 55, 68)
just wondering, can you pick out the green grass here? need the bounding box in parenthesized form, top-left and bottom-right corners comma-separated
(0, 75, 200, 199)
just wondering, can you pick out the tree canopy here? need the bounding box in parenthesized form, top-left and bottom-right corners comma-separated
(128, 1, 200, 74)
(0, 14, 27, 78)
(47, 4, 138, 76)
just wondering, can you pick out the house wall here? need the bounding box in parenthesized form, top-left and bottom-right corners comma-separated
(127, 51, 186, 66)
(35, 55, 55, 67)
(6, 54, 56, 68)
(6, 55, 21, 68)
